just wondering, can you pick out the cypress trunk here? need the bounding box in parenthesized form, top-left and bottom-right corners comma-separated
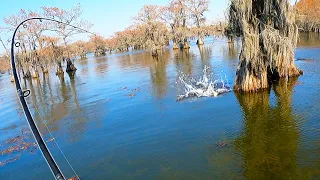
(31, 66, 39, 79)
(41, 64, 49, 74)
(66, 59, 77, 72)
(56, 60, 64, 75)
(183, 39, 190, 49)
(229, 0, 302, 92)
(24, 69, 31, 79)
(197, 36, 204, 45)
(173, 42, 179, 50)
(10, 75, 14, 82)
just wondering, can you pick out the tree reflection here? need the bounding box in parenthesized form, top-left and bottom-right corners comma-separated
(57, 74, 72, 103)
(222, 41, 239, 61)
(228, 42, 235, 58)
(94, 56, 108, 76)
(78, 58, 89, 76)
(298, 32, 320, 47)
(67, 72, 89, 142)
(198, 45, 212, 69)
(118, 53, 150, 69)
(149, 52, 169, 99)
(173, 50, 194, 75)
(234, 78, 300, 179)
(23, 72, 91, 142)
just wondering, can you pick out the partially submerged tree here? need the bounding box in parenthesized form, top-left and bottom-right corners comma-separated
(228, 0, 302, 92)
(88, 34, 106, 56)
(42, 4, 92, 74)
(38, 36, 60, 73)
(0, 55, 10, 73)
(70, 40, 88, 59)
(162, 0, 190, 49)
(135, 5, 169, 57)
(185, 0, 209, 45)
(113, 30, 131, 51)
(0, 36, 11, 74)
(1, 4, 92, 80)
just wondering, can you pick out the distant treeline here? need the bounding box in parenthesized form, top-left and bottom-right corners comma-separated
(0, 0, 226, 76)
(296, 0, 320, 33)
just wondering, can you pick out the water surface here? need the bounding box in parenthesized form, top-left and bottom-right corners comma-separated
(1, 35, 320, 179)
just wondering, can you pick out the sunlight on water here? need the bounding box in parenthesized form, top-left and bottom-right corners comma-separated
(177, 66, 232, 101)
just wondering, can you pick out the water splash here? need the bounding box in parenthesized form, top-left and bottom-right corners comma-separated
(177, 66, 232, 101)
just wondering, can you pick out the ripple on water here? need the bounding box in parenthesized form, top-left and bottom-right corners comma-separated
(1, 37, 320, 179)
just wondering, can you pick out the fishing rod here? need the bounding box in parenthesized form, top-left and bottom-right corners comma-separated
(10, 17, 95, 180)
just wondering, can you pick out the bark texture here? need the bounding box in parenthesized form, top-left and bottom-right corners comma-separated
(229, 0, 302, 92)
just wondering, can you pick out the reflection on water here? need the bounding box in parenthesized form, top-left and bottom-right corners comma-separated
(173, 50, 195, 75)
(235, 78, 299, 179)
(1, 37, 320, 179)
(149, 55, 169, 99)
(298, 32, 320, 48)
(198, 45, 212, 62)
(221, 38, 241, 61)
(93, 56, 109, 77)
(78, 58, 89, 76)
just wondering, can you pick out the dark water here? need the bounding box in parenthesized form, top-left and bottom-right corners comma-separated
(1, 35, 320, 179)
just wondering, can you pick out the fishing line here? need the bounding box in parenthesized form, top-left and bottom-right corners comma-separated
(11, 17, 96, 180)
(33, 106, 81, 180)
(32, 80, 81, 180)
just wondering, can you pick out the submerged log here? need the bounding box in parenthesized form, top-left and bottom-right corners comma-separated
(228, 0, 302, 92)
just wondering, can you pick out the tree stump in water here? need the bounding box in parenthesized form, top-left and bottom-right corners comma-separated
(173, 42, 179, 50)
(24, 70, 31, 79)
(42, 66, 49, 73)
(10, 75, 14, 82)
(152, 51, 158, 58)
(227, 36, 234, 44)
(183, 41, 190, 49)
(56, 60, 64, 75)
(197, 37, 204, 45)
(228, 0, 302, 92)
(66, 59, 77, 72)
(56, 66, 64, 75)
(80, 52, 86, 59)
(31, 70, 39, 79)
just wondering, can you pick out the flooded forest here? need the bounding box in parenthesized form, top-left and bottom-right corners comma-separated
(1, 0, 320, 179)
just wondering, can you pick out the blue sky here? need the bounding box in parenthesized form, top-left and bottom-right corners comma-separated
(0, 0, 296, 54)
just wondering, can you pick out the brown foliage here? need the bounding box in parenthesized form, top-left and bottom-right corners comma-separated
(1, 4, 91, 77)
(0, 0, 224, 72)
(0, 56, 10, 72)
(296, 0, 320, 32)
